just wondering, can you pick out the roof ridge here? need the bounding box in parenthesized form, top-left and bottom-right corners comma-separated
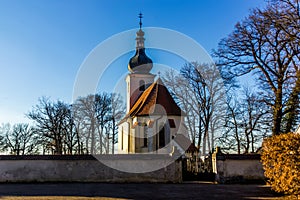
(118, 77, 183, 125)
(154, 78, 159, 106)
(139, 81, 156, 112)
(129, 80, 157, 116)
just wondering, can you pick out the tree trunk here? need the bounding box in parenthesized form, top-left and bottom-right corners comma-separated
(272, 81, 283, 135)
(245, 129, 250, 154)
(91, 120, 95, 154)
(250, 130, 255, 153)
(112, 118, 116, 154)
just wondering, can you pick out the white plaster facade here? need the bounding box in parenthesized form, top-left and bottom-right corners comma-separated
(118, 25, 189, 155)
(118, 115, 187, 154)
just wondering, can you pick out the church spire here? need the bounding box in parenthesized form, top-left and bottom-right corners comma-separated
(128, 13, 153, 74)
(136, 13, 145, 49)
(139, 12, 143, 29)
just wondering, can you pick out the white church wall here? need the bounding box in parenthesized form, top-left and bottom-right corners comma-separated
(118, 121, 130, 154)
(122, 115, 190, 154)
(118, 115, 189, 154)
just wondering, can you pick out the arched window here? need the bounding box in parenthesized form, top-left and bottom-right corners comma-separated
(159, 124, 165, 148)
(139, 80, 145, 91)
(144, 126, 148, 147)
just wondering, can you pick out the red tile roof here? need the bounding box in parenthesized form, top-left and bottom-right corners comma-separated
(125, 78, 184, 119)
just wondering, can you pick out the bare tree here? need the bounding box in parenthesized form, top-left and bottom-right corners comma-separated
(214, 0, 300, 135)
(110, 93, 125, 154)
(221, 95, 242, 154)
(164, 62, 226, 155)
(73, 95, 100, 154)
(62, 106, 81, 154)
(240, 87, 269, 153)
(0, 123, 41, 155)
(95, 93, 111, 154)
(218, 87, 269, 154)
(73, 92, 124, 154)
(27, 97, 80, 155)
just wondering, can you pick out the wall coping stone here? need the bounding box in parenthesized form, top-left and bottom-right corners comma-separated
(0, 154, 177, 160)
(215, 154, 261, 161)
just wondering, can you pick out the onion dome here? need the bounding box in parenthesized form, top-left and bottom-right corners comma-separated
(128, 14, 153, 74)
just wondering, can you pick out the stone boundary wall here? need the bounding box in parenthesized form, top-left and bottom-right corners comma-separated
(0, 154, 182, 183)
(212, 152, 265, 183)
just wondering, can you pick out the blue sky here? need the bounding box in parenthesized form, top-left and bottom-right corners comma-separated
(0, 0, 266, 124)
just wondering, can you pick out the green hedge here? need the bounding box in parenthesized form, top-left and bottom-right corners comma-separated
(261, 132, 300, 196)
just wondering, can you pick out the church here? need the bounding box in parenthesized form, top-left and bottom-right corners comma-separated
(118, 15, 189, 154)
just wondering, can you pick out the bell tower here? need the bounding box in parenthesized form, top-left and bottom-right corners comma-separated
(126, 13, 155, 112)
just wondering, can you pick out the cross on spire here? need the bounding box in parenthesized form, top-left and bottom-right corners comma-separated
(139, 12, 143, 29)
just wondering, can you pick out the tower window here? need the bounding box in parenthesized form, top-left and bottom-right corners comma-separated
(139, 80, 145, 91)
(168, 119, 176, 128)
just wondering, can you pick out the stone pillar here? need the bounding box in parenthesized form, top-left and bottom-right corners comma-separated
(212, 146, 225, 183)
